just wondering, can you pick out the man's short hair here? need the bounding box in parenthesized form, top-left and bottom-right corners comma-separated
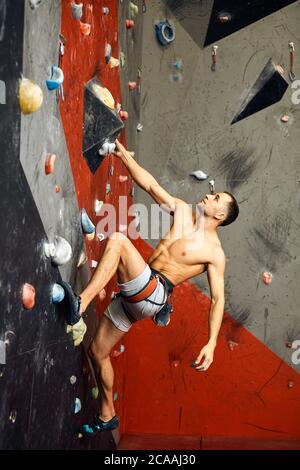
(220, 192, 239, 226)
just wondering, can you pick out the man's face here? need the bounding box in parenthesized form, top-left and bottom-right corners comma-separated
(198, 192, 231, 221)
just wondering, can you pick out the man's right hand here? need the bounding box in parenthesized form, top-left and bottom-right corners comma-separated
(114, 139, 135, 158)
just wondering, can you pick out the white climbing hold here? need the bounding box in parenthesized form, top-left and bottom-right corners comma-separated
(99, 141, 116, 156)
(73, 398, 81, 414)
(77, 250, 88, 268)
(209, 179, 215, 193)
(44, 236, 72, 266)
(97, 232, 105, 242)
(137, 123, 143, 132)
(70, 375, 77, 385)
(94, 199, 104, 215)
(0, 80, 6, 105)
(190, 170, 208, 181)
(90, 260, 98, 268)
(29, 0, 43, 9)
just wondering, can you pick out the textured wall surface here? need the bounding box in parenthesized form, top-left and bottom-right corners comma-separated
(136, 0, 300, 371)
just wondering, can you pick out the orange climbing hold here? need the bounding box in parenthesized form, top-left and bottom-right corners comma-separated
(45, 154, 56, 175)
(262, 272, 273, 285)
(22, 283, 36, 310)
(79, 21, 91, 35)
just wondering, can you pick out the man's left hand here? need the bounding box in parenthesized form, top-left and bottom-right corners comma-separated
(193, 342, 216, 371)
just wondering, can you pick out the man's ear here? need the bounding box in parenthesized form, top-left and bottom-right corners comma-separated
(214, 211, 226, 222)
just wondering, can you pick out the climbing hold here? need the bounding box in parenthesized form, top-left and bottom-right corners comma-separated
(120, 52, 126, 68)
(22, 283, 36, 310)
(45, 153, 56, 175)
(173, 59, 183, 70)
(218, 12, 232, 23)
(0, 79, 5, 105)
(119, 224, 127, 233)
(231, 60, 288, 124)
(29, 0, 43, 9)
(79, 21, 91, 36)
(90, 260, 98, 268)
(119, 175, 128, 183)
(113, 392, 118, 401)
(99, 141, 116, 156)
(99, 288, 106, 301)
(119, 110, 128, 120)
(109, 165, 114, 176)
(106, 183, 111, 195)
(97, 233, 105, 242)
(108, 57, 120, 69)
(155, 20, 175, 46)
(211, 45, 218, 72)
(112, 344, 125, 357)
(102, 7, 109, 15)
(71, 2, 83, 20)
(94, 199, 104, 215)
(55, 185, 61, 193)
(46, 65, 64, 91)
(91, 386, 99, 399)
(137, 123, 143, 132)
(190, 170, 208, 181)
(19, 78, 43, 115)
(172, 360, 180, 368)
(44, 236, 72, 266)
(209, 179, 215, 193)
(131, 184, 135, 197)
(228, 340, 238, 351)
(70, 375, 77, 385)
(86, 232, 95, 241)
(8, 410, 17, 424)
(77, 250, 88, 268)
(129, 2, 139, 17)
(262, 272, 273, 285)
(73, 398, 82, 414)
(289, 42, 296, 82)
(81, 208, 95, 235)
(128, 81, 137, 90)
(288, 381, 294, 389)
(0, 340, 5, 365)
(126, 19, 134, 29)
(67, 318, 87, 347)
(280, 114, 290, 123)
(51, 283, 65, 304)
(286, 342, 293, 348)
(91, 82, 115, 109)
(105, 43, 112, 64)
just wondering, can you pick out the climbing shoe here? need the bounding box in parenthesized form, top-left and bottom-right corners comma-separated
(57, 281, 81, 326)
(80, 415, 119, 438)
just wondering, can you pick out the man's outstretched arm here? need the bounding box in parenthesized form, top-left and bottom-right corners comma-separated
(194, 249, 226, 371)
(115, 139, 184, 212)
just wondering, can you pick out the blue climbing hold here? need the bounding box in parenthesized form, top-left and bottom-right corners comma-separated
(73, 397, 82, 414)
(46, 65, 64, 91)
(51, 283, 65, 304)
(81, 208, 95, 234)
(155, 20, 175, 46)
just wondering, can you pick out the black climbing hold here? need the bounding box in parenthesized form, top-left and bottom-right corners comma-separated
(231, 59, 288, 125)
(82, 77, 124, 174)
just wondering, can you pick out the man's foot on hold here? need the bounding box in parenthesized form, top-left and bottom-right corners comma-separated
(80, 415, 119, 438)
(57, 281, 81, 325)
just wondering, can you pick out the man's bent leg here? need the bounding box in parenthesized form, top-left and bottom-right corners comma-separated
(79, 232, 146, 314)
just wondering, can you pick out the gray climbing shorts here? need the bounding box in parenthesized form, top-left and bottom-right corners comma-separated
(104, 264, 168, 332)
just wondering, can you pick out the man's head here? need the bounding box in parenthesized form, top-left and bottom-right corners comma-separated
(198, 191, 239, 227)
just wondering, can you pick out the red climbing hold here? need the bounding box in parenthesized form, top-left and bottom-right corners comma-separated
(128, 81, 137, 90)
(55, 185, 61, 193)
(45, 154, 56, 175)
(22, 283, 36, 310)
(119, 110, 128, 120)
(126, 19, 134, 29)
(79, 21, 91, 35)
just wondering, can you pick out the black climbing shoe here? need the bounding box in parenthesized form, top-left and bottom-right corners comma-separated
(58, 281, 81, 325)
(80, 415, 119, 438)
(153, 303, 172, 327)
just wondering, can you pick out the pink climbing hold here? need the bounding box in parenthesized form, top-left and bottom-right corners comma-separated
(280, 114, 290, 123)
(262, 272, 273, 285)
(119, 175, 128, 183)
(119, 110, 128, 120)
(228, 340, 238, 351)
(126, 19, 134, 29)
(79, 21, 91, 35)
(22, 283, 36, 310)
(99, 289, 106, 301)
(128, 81, 137, 90)
(45, 154, 56, 175)
(288, 381, 294, 389)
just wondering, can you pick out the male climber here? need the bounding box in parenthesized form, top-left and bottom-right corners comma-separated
(59, 138, 239, 437)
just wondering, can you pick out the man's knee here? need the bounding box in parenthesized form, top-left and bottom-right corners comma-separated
(90, 339, 110, 362)
(109, 231, 128, 242)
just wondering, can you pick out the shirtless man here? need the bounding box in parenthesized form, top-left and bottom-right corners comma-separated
(59, 139, 239, 437)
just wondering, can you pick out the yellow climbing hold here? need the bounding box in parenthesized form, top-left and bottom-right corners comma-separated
(91, 386, 99, 399)
(91, 83, 115, 109)
(19, 78, 43, 114)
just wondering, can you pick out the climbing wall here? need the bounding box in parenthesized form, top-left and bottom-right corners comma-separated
(118, 0, 300, 449)
(0, 0, 143, 449)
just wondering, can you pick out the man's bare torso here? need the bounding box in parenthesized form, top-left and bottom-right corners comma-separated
(148, 205, 223, 286)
